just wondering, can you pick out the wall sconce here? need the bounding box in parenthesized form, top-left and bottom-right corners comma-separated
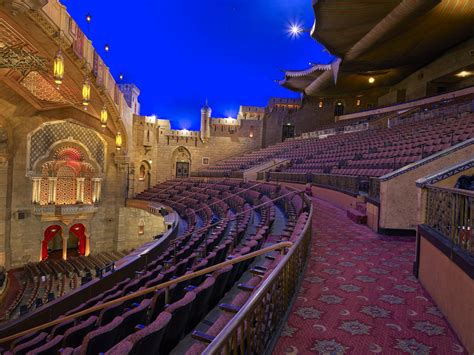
(53, 48, 64, 88)
(115, 131, 123, 151)
(82, 78, 91, 108)
(100, 106, 108, 127)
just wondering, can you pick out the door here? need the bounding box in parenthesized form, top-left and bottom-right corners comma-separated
(282, 124, 295, 141)
(176, 162, 190, 178)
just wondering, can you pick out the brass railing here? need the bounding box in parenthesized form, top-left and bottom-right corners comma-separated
(204, 196, 313, 354)
(0, 242, 293, 345)
(425, 185, 473, 254)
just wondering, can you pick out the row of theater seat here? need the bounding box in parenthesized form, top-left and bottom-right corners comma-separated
(201, 97, 473, 178)
(3, 251, 126, 321)
(2, 179, 308, 354)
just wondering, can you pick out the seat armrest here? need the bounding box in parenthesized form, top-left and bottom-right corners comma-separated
(219, 303, 240, 313)
(191, 330, 215, 344)
(250, 268, 265, 276)
(134, 324, 146, 331)
(238, 283, 256, 292)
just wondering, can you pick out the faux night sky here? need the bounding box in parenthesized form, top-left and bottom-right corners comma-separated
(61, 0, 333, 130)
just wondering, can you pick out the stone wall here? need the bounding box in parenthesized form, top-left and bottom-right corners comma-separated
(132, 116, 264, 184)
(117, 207, 165, 250)
(379, 141, 474, 231)
(0, 85, 134, 268)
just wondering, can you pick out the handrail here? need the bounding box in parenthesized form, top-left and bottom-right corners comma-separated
(425, 184, 474, 198)
(204, 195, 313, 354)
(0, 242, 293, 345)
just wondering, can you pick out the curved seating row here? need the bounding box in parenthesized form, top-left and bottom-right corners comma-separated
(3, 178, 310, 354)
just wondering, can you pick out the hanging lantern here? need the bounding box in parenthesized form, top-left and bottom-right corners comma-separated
(115, 131, 123, 151)
(100, 106, 108, 127)
(53, 48, 64, 88)
(82, 78, 91, 108)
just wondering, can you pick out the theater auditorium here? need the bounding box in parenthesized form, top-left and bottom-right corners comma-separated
(0, 0, 472, 354)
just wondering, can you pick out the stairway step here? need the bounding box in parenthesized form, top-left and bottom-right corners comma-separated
(347, 208, 367, 225)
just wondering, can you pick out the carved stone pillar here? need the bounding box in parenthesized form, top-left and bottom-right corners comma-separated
(91, 178, 102, 203)
(61, 233, 68, 261)
(32, 177, 41, 204)
(47, 177, 57, 204)
(76, 177, 85, 203)
(85, 233, 90, 256)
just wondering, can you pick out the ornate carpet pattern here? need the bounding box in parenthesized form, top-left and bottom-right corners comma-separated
(274, 198, 466, 354)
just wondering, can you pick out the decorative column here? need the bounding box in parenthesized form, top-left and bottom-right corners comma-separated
(85, 233, 90, 256)
(47, 177, 57, 204)
(61, 233, 68, 261)
(91, 178, 102, 203)
(32, 177, 41, 204)
(76, 177, 85, 204)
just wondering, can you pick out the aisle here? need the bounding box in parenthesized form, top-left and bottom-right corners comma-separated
(273, 197, 466, 354)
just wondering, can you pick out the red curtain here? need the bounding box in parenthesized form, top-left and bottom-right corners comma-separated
(42, 225, 62, 260)
(69, 224, 86, 256)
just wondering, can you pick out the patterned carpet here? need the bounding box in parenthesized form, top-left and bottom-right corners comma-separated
(273, 197, 466, 355)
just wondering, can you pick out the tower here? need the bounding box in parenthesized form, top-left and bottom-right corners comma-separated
(200, 100, 211, 141)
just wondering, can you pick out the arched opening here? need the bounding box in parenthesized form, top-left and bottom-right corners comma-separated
(172, 147, 191, 178)
(138, 161, 152, 190)
(334, 101, 344, 116)
(41, 225, 62, 261)
(31, 143, 102, 206)
(282, 124, 295, 141)
(69, 224, 87, 256)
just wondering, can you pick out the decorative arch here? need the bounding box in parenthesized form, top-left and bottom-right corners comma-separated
(138, 160, 152, 189)
(26, 120, 107, 175)
(31, 141, 103, 205)
(41, 225, 62, 260)
(172, 146, 191, 178)
(69, 223, 87, 256)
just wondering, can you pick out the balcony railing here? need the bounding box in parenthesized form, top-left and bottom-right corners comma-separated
(267, 172, 362, 195)
(203, 195, 312, 353)
(368, 177, 381, 202)
(33, 204, 99, 216)
(425, 185, 473, 254)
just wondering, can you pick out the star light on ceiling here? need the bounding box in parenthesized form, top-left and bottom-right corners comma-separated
(287, 23, 305, 39)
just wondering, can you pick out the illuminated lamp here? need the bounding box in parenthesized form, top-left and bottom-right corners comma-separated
(115, 131, 123, 151)
(318, 100, 323, 108)
(100, 106, 108, 127)
(104, 44, 110, 53)
(82, 78, 91, 108)
(85, 13, 92, 23)
(53, 48, 64, 88)
(456, 71, 471, 78)
(368, 77, 375, 84)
